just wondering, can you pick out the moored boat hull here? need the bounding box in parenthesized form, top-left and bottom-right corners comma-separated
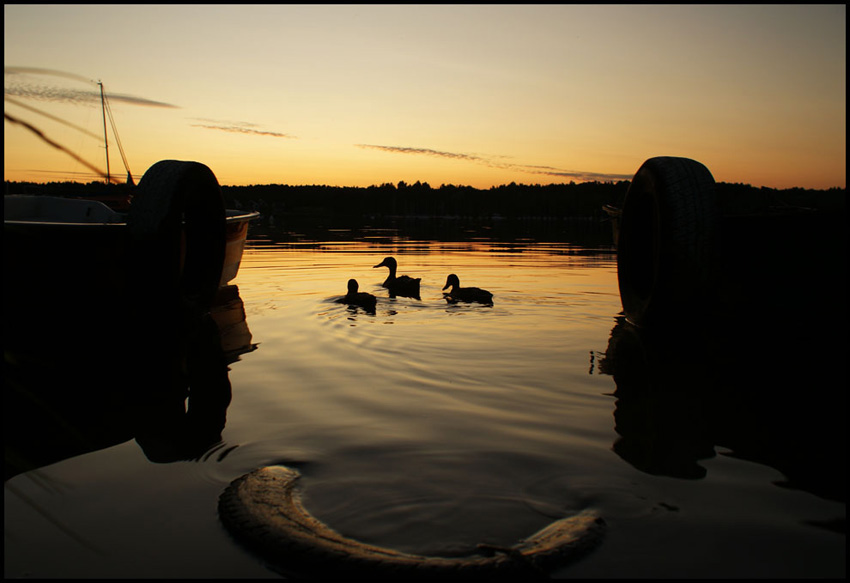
(4, 161, 260, 310)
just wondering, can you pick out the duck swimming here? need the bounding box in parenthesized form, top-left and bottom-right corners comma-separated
(442, 273, 493, 305)
(336, 279, 377, 312)
(373, 256, 421, 299)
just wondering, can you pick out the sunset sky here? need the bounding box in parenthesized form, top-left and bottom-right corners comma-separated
(4, 4, 846, 189)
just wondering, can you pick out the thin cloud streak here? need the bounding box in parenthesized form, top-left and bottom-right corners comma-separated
(105, 93, 177, 108)
(5, 83, 178, 109)
(5, 66, 179, 108)
(4, 66, 95, 84)
(358, 144, 485, 163)
(357, 144, 632, 183)
(190, 118, 296, 138)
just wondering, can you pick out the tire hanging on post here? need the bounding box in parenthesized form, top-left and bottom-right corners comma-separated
(616, 157, 720, 330)
(128, 160, 226, 308)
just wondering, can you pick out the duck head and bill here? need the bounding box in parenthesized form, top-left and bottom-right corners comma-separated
(373, 256, 421, 300)
(442, 274, 493, 305)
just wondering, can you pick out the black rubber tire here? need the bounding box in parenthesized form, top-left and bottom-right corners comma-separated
(616, 157, 720, 329)
(128, 160, 226, 307)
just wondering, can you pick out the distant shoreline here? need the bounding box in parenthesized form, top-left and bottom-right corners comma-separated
(5, 180, 844, 220)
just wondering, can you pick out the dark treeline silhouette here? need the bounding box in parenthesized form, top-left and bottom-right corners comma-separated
(220, 180, 633, 222)
(6, 178, 844, 244)
(5, 178, 844, 223)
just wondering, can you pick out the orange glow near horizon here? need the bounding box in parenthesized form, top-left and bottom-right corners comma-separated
(4, 5, 846, 191)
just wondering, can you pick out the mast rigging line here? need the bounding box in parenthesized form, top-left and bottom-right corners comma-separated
(4, 75, 134, 184)
(102, 89, 133, 184)
(98, 81, 110, 183)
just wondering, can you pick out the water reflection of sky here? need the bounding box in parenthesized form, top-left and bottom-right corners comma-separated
(4, 237, 844, 579)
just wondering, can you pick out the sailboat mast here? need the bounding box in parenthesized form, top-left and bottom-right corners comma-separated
(98, 81, 110, 184)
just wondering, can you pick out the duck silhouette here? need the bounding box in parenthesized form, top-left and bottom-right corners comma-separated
(373, 256, 421, 299)
(442, 274, 493, 305)
(336, 279, 377, 312)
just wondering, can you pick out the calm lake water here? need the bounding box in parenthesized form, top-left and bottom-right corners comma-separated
(4, 225, 845, 578)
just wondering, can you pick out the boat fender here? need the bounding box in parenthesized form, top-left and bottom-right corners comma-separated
(616, 156, 720, 330)
(218, 466, 605, 580)
(128, 160, 226, 307)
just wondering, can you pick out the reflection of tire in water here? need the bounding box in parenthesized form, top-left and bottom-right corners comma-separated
(616, 157, 720, 329)
(133, 307, 233, 464)
(601, 317, 715, 480)
(218, 466, 605, 580)
(128, 160, 226, 307)
(601, 314, 847, 502)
